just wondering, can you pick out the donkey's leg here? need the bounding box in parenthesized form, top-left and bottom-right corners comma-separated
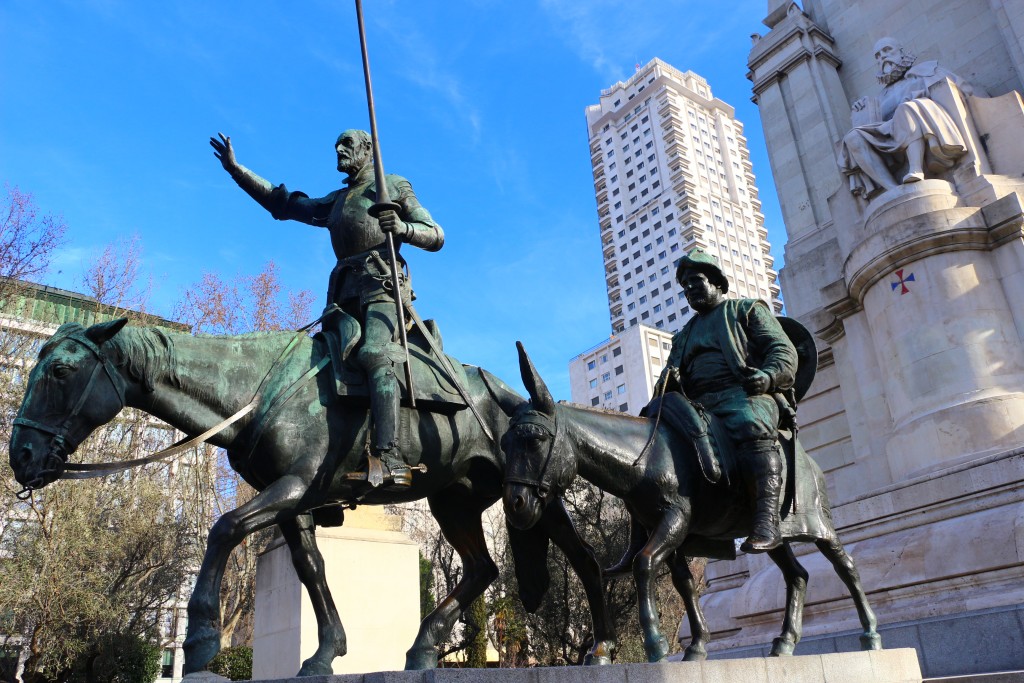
(633, 506, 689, 663)
(183, 474, 309, 675)
(670, 553, 711, 661)
(543, 498, 616, 665)
(405, 489, 498, 670)
(279, 513, 347, 676)
(767, 542, 809, 656)
(815, 538, 881, 651)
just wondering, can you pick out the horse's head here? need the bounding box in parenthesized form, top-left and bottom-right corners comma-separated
(502, 342, 577, 530)
(9, 318, 129, 496)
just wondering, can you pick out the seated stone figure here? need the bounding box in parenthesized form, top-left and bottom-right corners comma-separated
(839, 37, 973, 197)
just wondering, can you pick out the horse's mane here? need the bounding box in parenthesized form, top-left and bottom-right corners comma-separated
(110, 326, 181, 392)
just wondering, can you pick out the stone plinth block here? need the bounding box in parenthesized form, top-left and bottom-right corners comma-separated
(248, 648, 921, 683)
(253, 514, 421, 678)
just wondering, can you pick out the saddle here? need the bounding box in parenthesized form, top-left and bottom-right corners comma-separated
(652, 391, 835, 549)
(315, 315, 468, 415)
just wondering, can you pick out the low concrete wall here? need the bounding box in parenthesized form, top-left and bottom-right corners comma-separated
(248, 648, 922, 683)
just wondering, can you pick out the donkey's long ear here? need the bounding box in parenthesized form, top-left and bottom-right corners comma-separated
(516, 341, 556, 416)
(85, 318, 129, 346)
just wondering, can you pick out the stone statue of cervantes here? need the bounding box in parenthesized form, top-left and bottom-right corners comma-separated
(839, 37, 974, 198)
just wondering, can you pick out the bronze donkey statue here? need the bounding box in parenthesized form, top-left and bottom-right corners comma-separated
(502, 342, 881, 662)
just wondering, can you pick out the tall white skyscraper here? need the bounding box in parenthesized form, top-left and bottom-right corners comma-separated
(570, 59, 781, 411)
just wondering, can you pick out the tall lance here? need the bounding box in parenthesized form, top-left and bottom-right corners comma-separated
(354, 0, 416, 407)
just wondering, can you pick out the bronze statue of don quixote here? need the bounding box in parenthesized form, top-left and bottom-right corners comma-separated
(7, 1, 881, 676)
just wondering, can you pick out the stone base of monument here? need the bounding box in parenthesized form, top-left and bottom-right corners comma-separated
(248, 649, 921, 683)
(252, 508, 420, 677)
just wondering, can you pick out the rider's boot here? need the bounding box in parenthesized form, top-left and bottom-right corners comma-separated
(366, 360, 411, 488)
(740, 441, 783, 553)
(692, 431, 722, 483)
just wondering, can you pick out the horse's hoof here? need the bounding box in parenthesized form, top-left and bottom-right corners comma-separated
(644, 634, 670, 663)
(683, 644, 708, 661)
(404, 646, 438, 670)
(182, 624, 221, 675)
(770, 637, 796, 656)
(584, 640, 616, 665)
(860, 632, 883, 651)
(297, 659, 334, 676)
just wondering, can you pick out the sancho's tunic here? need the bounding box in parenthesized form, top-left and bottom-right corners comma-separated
(263, 164, 442, 310)
(666, 299, 797, 444)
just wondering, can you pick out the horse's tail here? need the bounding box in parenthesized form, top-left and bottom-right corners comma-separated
(506, 521, 551, 613)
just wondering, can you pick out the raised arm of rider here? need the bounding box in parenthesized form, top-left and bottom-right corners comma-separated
(210, 133, 333, 227)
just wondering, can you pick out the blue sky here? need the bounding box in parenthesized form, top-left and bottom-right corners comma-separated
(1, 0, 782, 399)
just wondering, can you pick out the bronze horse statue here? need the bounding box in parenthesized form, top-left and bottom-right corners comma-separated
(502, 342, 881, 662)
(8, 319, 617, 675)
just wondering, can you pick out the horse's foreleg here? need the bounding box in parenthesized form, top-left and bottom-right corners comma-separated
(670, 554, 710, 661)
(279, 513, 347, 676)
(767, 542, 809, 656)
(633, 506, 689, 663)
(543, 498, 616, 665)
(815, 539, 881, 651)
(405, 490, 498, 670)
(183, 474, 309, 675)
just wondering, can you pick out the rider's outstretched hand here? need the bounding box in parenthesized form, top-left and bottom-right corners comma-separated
(210, 132, 239, 173)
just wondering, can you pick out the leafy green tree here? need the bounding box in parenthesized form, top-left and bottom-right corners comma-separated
(207, 646, 252, 680)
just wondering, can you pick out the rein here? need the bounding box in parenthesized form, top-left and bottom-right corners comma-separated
(14, 315, 326, 499)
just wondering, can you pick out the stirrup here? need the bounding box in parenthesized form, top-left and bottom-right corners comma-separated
(344, 455, 427, 488)
(740, 528, 782, 554)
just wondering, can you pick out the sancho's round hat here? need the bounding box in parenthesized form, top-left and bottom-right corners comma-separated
(675, 247, 729, 293)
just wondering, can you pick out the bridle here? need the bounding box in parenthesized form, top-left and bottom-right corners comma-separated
(12, 316, 328, 501)
(13, 330, 127, 500)
(502, 409, 561, 501)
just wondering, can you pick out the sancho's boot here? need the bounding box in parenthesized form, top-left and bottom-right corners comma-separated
(739, 441, 783, 553)
(365, 359, 411, 488)
(692, 430, 721, 483)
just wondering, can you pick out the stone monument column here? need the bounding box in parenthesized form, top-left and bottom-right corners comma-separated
(838, 183, 1024, 479)
(680, 2, 1024, 677)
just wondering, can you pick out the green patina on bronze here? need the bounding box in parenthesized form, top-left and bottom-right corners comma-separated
(210, 128, 445, 486)
(9, 317, 620, 675)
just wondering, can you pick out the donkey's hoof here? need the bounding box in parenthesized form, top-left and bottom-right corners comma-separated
(860, 632, 883, 651)
(770, 637, 796, 656)
(683, 644, 708, 661)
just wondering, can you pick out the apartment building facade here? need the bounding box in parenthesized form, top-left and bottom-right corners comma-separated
(570, 59, 781, 410)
